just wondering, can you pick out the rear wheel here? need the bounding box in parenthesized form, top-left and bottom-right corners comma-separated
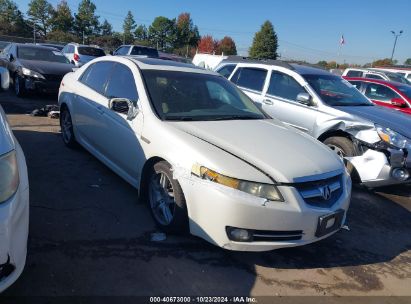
(148, 161, 188, 234)
(60, 107, 77, 148)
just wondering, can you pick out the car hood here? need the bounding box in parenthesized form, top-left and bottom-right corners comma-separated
(170, 119, 343, 183)
(335, 105, 411, 138)
(0, 106, 15, 155)
(19, 59, 73, 75)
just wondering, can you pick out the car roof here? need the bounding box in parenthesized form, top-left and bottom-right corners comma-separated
(15, 43, 60, 50)
(343, 76, 406, 88)
(124, 56, 215, 74)
(291, 64, 331, 75)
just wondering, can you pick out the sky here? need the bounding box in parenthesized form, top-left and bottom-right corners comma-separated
(15, 0, 411, 64)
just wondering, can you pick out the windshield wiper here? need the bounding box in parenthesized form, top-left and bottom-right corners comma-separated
(211, 115, 262, 121)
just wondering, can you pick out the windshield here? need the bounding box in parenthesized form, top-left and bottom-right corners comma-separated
(78, 47, 105, 57)
(397, 85, 411, 100)
(17, 47, 70, 64)
(304, 74, 373, 106)
(142, 70, 267, 121)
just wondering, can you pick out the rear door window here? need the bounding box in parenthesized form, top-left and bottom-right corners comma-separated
(346, 70, 363, 77)
(365, 74, 384, 80)
(130, 46, 158, 57)
(267, 71, 306, 101)
(80, 61, 114, 94)
(231, 67, 267, 92)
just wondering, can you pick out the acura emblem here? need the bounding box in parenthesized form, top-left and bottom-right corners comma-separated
(320, 185, 332, 200)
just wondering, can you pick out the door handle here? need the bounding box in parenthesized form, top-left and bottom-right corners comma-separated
(263, 99, 274, 105)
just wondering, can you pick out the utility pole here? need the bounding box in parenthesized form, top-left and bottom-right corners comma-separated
(390, 30, 403, 62)
(33, 22, 36, 44)
(83, 31, 85, 44)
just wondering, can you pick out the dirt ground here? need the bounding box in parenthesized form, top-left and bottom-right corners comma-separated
(1, 91, 410, 299)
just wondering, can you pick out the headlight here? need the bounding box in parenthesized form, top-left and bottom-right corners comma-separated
(21, 67, 45, 79)
(192, 165, 283, 201)
(0, 150, 19, 204)
(375, 124, 411, 150)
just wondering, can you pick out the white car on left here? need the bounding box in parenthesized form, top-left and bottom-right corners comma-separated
(0, 67, 29, 293)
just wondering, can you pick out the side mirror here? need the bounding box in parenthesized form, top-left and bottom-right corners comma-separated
(391, 97, 407, 108)
(0, 67, 10, 90)
(296, 92, 312, 106)
(108, 98, 139, 120)
(8, 54, 14, 62)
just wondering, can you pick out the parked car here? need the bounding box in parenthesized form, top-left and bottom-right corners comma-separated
(342, 68, 409, 84)
(371, 67, 411, 82)
(0, 41, 10, 52)
(62, 43, 106, 67)
(0, 43, 74, 97)
(112, 45, 159, 58)
(58, 56, 351, 252)
(225, 60, 411, 187)
(0, 67, 29, 292)
(344, 77, 411, 115)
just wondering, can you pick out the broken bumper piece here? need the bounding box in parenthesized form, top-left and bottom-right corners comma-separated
(347, 148, 411, 187)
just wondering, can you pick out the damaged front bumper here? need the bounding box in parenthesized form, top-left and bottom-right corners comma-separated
(347, 146, 411, 187)
(179, 171, 351, 252)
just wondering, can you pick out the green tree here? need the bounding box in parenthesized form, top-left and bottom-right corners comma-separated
(249, 20, 278, 59)
(27, 0, 54, 38)
(74, 0, 100, 42)
(404, 58, 411, 65)
(134, 24, 148, 42)
(47, 30, 78, 43)
(100, 19, 112, 36)
(122, 11, 136, 44)
(51, 0, 73, 32)
(176, 13, 200, 56)
(217, 36, 237, 55)
(317, 60, 328, 68)
(91, 35, 121, 52)
(0, 0, 31, 36)
(372, 58, 395, 67)
(148, 16, 176, 51)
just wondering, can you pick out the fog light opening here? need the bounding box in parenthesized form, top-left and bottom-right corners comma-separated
(392, 168, 410, 181)
(226, 227, 253, 242)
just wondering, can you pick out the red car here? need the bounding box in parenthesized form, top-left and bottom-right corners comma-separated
(343, 77, 411, 115)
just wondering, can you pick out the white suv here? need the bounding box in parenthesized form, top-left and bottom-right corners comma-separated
(58, 56, 351, 252)
(62, 43, 106, 67)
(342, 68, 409, 84)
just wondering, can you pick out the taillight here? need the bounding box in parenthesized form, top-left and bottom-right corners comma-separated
(73, 53, 80, 61)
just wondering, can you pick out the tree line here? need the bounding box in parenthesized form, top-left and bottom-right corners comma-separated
(317, 58, 411, 69)
(0, 0, 280, 59)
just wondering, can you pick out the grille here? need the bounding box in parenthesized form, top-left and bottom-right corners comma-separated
(294, 174, 343, 208)
(44, 74, 63, 82)
(252, 230, 303, 242)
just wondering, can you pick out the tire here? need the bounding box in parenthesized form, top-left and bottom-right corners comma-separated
(14, 74, 25, 97)
(60, 107, 77, 148)
(323, 136, 358, 177)
(148, 161, 188, 234)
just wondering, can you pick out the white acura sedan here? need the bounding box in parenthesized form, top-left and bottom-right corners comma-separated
(58, 56, 351, 251)
(0, 69, 29, 292)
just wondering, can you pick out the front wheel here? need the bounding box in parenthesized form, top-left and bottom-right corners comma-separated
(324, 136, 359, 178)
(148, 161, 188, 234)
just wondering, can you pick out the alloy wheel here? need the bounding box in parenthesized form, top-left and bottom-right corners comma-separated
(149, 171, 176, 226)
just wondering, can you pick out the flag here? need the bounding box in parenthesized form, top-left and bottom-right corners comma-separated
(340, 35, 345, 46)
